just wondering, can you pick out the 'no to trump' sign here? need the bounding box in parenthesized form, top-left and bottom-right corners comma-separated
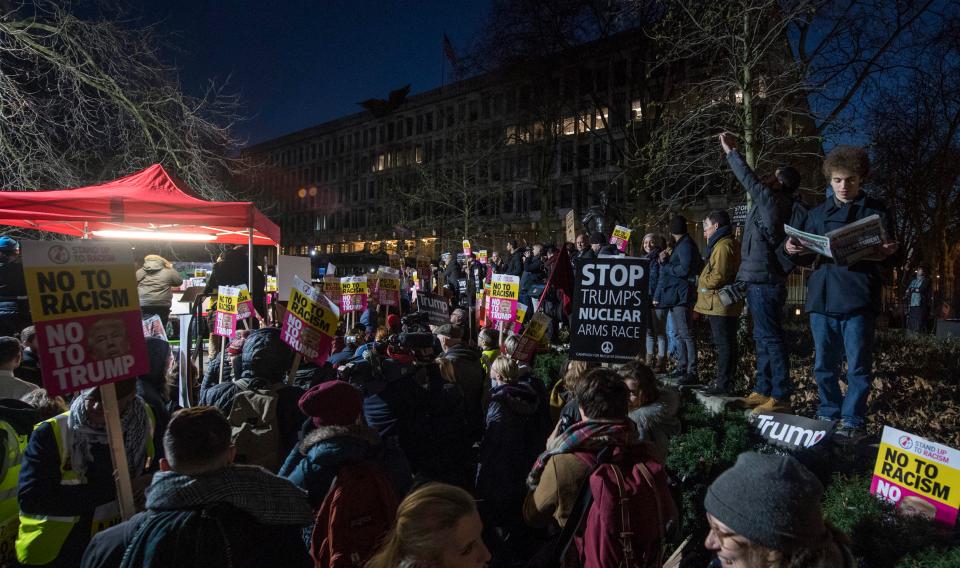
(871, 426, 960, 526)
(281, 275, 340, 364)
(569, 257, 647, 363)
(489, 274, 519, 323)
(22, 241, 149, 396)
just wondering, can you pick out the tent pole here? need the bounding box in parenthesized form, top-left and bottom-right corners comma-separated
(247, 227, 254, 301)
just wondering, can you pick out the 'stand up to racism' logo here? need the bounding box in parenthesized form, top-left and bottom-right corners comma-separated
(47, 244, 70, 265)
(899, 435, 914, 450)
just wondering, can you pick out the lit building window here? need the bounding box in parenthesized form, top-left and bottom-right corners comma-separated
(735, 89, 744, 104)
(594, 107, 609, 130)
(297, 188, 307, 198)
(562, 117, 575, 136)
(631, 100, 643, 120)
(505, 125, 517, 145)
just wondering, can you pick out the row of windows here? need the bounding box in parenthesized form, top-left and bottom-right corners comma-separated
(281, 180, 626, 235)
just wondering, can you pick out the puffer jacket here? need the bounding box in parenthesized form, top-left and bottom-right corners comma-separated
(476, 382, 542, 524)
(726, 149, 795, 284)
(694, 228, 742, 317)
(136, 256, 183, 307)
(280, 424, 410, 509)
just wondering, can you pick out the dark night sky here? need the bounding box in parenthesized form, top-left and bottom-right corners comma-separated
(139, 1, 489, 146)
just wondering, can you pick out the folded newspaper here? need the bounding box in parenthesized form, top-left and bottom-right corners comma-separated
(784, 214, 887, 266)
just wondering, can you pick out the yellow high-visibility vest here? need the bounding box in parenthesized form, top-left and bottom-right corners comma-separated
(15, 406, 155, 566)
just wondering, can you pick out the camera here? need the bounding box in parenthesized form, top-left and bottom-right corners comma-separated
(400, 311, 430, 332)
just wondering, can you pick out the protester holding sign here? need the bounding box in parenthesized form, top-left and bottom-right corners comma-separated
(694, 211, 743, 396)
(16, 378, 159, 568)
(642, 234, 668, 372)
(784, 146, 899, 437)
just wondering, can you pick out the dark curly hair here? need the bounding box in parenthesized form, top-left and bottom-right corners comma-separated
(823, 145, 870, 179)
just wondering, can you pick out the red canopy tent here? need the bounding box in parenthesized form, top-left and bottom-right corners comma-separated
(0, 164, 280, 299)
(0, 164, 279, 246)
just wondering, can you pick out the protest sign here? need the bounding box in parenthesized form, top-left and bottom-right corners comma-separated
(489, 274, 520, 323)
(236, 284, 255, 320)
(513, 303, 528, 333)
(375, 266, 401, 306)
(565, 209, 577, 243)
(478, 250, 488, 264)
(418, 293, 451, 326)
(462, 239, 472, 257)
(266, 275, 278, 292)
(277, 255, 312, 301)
(609, 225, 632, 253)
(326, 262, 337, 276)
(214, 286, 239, 337)
(281, 275, 340, 365)
(141, 315, 167, 341)
(22, 240, 149, 521)
(751, 413, 835, 451)
(388, 254, 402, 270)
(871, 426, 960, 526)
(416, 256, 432, 290)
(340, 276, 368, 312)
(569, 257, 648, 363)
(512, 312, 551, 362)
(22, 241, 149, 396)
(322, 275, 341, 306)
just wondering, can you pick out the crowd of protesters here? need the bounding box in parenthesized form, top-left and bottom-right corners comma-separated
(0, 137, 912, 567)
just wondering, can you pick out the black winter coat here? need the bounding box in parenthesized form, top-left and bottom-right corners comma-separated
(726, 150, 795, 284)
(654, 235, 702, 308)
(792, 191, 896, 315)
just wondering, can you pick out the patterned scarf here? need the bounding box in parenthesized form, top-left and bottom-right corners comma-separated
(526, 418, 639, 489)
(67, 389, 150, 480)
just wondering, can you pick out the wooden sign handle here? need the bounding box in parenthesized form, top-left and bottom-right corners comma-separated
(100, 382, 136, 520)
(287, 353, 302, 383)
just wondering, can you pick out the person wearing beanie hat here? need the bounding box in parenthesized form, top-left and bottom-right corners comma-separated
(703, 452, 854, 567)
(719, 132, 806, 416)
(669, 215, 688, 235)
(654, 214, 703, 385)
(0, 235, 29, 338)
(386, 313, 402, 333)
(280, 380, 411, 513)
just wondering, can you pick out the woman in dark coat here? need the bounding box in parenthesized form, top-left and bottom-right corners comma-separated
(643, 233, 668, 371)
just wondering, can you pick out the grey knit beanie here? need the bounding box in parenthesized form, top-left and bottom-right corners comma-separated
(704, 452, 826, 551)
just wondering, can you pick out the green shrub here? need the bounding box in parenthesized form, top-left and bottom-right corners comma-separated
(897, 546, 960, 567)
(531, 349, 566, 389)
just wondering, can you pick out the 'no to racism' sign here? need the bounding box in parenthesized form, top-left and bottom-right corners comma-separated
(569, 257, 648, 363)
(22, 241, 149, 396)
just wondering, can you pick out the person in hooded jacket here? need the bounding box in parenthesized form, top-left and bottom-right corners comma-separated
(136, 255, 183, 325)
(280, 381, 411, 543)
(622, 361, 681, 464)
(135, 336, 173, 446)
(79, 406, 312, 568)
(476, 357, 543, 563)
(197, 327, 305, 461)
(16, 379, 161, 568)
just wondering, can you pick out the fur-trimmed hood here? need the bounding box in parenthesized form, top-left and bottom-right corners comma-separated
(299, 423, 382, 455)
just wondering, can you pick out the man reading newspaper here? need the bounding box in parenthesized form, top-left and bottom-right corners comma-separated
(784, 145, 898, 438)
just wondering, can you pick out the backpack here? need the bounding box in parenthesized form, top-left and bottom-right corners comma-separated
(120, 504, 260, 568)
(309, 461, 399, 568)
(573, 449, 677, 568)
(227, 382, 282, 471)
